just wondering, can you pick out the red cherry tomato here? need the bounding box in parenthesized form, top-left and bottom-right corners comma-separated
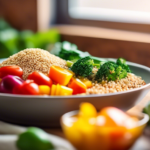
(13, 80, 40, 95)
(0, 66, 23, 78)
(27, 72, 53, 87)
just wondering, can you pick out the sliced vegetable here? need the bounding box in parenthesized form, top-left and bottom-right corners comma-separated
(66, 60, 74, 68)
(0, 75, 24, 93)
(55, 84, 61, 95)
(27, 71, 53, 87)
(39, 85, 50, 95)
(13, 80, 40, 95)
(16, 127, 54, 150)
(68, 78, 87, 95)
(98, 107, 137, 128)
(79, 102, 97, 118)
(49, 66, 73, 86)
(50, 84, 57, 96)
(79, 78, 92, 88)
(50, 84, 73, 96)
(59, 85, 73, 96)
(0, 66, 23, 78)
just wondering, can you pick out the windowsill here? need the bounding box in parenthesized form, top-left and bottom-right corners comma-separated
(54, 25, 150, 43)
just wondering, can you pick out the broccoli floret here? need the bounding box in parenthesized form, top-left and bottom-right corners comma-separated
(95, 62, 127, 82)
(116, 57, 131, 73)
(50, 41, 90, 62)
(50, 41, 107, 64)
(71, 56, 94, 77)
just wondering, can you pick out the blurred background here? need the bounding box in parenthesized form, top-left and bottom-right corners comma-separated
(0, 0, 150, 66)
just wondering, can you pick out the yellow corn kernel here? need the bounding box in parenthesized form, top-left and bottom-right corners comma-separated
(39, 85, 50, 95)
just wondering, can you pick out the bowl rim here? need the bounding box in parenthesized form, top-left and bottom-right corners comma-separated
(0, 58, 150, 99)
(61, 110, 150, 128)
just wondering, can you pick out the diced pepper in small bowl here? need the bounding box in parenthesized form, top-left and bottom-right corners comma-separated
(61, 103, 148, 150)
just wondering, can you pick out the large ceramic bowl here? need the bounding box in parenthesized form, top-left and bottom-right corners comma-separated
(0, 58, 150, 127)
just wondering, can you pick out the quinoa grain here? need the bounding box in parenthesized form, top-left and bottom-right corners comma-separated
(0, 48, 68, 79)
(86, 73, 146, 94)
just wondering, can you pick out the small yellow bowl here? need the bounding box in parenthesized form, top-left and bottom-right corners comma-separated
(61, 111, 149, 150)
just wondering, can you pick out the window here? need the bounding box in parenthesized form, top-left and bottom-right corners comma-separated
(69, 0, 150, 24)
(54, 0, 150, 33)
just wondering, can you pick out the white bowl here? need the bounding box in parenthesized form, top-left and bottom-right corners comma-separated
(0, 58, 150, 127)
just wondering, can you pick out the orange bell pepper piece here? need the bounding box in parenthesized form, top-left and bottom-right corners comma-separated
(78, 78, 92, 88)
(98, 107, 137, 128)
(49, 66, 73, 86)
(68, 78, 87, 95)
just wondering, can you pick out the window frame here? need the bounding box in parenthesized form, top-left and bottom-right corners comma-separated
(54, 0, 150, 33)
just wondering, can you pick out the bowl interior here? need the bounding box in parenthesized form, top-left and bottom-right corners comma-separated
(61, 110, 149, 128)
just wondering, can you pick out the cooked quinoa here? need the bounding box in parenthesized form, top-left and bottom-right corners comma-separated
(0, 48, 67, 79)
(86, 73, 146, 94)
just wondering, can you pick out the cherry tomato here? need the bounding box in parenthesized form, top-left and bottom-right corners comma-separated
(28, 72, 53, 87)
(0, 66, 23, 78)
(13, 80, 40, 95)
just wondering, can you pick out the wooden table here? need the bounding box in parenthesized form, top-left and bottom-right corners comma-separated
(45, 127, 150, 150)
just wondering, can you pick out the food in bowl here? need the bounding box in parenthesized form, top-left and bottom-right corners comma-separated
(61, 103, 149, 150)
(0, 48, 146, 96)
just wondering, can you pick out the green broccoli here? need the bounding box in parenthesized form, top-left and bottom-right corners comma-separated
(95, 62, 127, 82)
(50, 41, 107, 64)
(71, 56, 94, 77)
(116, 57, 131, 73)
(50, 41, 90, 62)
